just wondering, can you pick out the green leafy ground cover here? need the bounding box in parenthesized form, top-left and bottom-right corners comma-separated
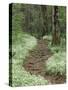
(45, 52, 66, 76)
(43, 35, 66, 76)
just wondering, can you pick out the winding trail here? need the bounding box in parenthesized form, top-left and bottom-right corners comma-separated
(23, 39, 65, 84)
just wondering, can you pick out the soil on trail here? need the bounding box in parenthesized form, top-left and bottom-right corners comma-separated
(23, 39, 66, 84)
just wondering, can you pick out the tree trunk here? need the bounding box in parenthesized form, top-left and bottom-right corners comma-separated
(41, 5, 48, 36)
(52, 6, 60, 45)
(24, 6, 32, 33)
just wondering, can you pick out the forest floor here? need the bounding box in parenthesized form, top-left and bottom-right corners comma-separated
(23, 39, 65, 84)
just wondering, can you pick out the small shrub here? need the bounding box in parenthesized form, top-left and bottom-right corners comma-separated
(49, 46, 61, 53)
(43, 35, 52, 41)
(45, 52, 66, 76)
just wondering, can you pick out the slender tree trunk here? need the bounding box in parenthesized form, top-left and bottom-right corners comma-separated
(52, 6, 60, 45)
(41, 5, 48, 36)
(24, 6, 32, 33)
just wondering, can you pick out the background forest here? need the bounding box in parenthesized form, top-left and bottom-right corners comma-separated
(9, 3, 66, 86)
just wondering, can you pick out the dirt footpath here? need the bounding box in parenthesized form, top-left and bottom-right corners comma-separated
(23, 39, 66, 84)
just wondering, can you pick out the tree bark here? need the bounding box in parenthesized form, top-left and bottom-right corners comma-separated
(41, 5, 48, 36)
(52, 6, 60, 45)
